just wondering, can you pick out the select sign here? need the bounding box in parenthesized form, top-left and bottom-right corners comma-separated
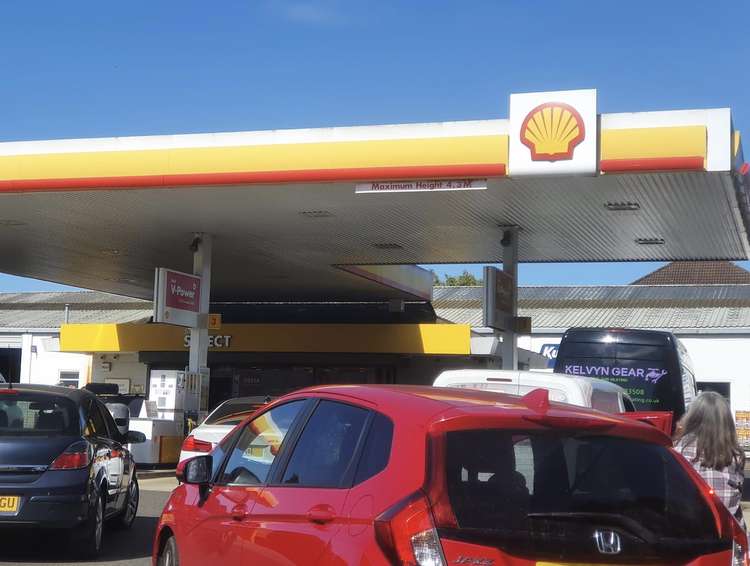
(184, 334, 232, 349)
(355, 179, 486, 194)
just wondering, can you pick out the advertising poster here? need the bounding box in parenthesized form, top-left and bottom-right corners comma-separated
(559, 358, 671, 411)
(736, 411, 750, 449)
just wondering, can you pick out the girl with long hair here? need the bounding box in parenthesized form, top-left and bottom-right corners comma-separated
(674, 391, 745, 523)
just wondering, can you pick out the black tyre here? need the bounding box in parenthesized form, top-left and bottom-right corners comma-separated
(158, 536, 180, 566)
(76, 492, 104, 558)
(113, 475, 139, 529)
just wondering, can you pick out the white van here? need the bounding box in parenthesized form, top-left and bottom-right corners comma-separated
(433, 369, 636, 414)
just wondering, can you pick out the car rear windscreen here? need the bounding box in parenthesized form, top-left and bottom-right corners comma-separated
(0, 393, 79, 436)
(442, 429, 723, 562)
(205, 400, 264, 426)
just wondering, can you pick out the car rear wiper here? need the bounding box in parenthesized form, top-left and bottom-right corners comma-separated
(527, 512, 657, 544)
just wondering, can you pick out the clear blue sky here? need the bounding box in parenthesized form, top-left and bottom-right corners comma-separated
(0, 0, 748, 291)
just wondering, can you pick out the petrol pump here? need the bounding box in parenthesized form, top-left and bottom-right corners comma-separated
(128, 369, 202, 465)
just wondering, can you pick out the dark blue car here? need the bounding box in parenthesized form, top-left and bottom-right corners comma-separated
(0, 384, 145, 557)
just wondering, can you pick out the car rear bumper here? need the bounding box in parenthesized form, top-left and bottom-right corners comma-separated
(0, 469, 91, 529)
(0, 493, 89, 529)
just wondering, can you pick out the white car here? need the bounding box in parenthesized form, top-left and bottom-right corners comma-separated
(433, 369, 635, 414)
(179, 396, 272, 463)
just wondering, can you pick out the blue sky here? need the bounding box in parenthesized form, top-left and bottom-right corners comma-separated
(0, 0, 748, 291)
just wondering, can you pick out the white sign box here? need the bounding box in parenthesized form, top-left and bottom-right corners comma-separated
(509, 89, 597, 176)
(356, 179, 486, 194)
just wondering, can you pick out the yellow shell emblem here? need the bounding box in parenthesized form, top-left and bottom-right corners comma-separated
(520, 102, 586, 161)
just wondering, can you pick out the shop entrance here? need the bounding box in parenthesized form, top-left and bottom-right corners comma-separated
(207, 364, 397, 408)
(0, 348, 21, 383)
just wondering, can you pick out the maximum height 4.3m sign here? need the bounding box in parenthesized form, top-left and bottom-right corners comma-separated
(154, 268, 201, 327)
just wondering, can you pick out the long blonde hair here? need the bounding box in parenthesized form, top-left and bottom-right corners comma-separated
(675, 391, 743, 469)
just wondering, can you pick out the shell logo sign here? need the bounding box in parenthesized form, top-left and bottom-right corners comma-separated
(520, 102, 585, 162)
(509, 89, 597, 176)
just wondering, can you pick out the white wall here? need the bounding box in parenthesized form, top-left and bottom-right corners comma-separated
(23, 334, 91, 388)
(90, 352, 148, 395)
(680, 336, 750, 416)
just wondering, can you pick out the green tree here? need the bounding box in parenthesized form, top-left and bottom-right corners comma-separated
(441, 270, 482, 286)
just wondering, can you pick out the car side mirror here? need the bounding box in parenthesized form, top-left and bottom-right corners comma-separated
(177, 455, 212, 485)
(125, 430, 146, 444)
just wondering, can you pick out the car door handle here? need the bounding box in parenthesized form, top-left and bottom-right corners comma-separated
(307, 505, 335, 524)
(231, 505, 248, 521)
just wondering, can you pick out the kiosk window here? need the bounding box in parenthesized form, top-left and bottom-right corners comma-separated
(58, 371, 80, 388)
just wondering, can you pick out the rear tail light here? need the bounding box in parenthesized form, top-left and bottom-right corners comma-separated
(672, 448, 748, 566)
(181, 435, 212, 453)
(374, 492, 447, 566)
(730, 503, 748, 566)
(733, 529, 748, 566)
(50, 441, 91, 470)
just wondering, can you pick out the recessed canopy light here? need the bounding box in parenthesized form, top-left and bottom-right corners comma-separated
(635, 237, 665, 245)
(100, 249, 121, 256)
(605, 201, 641, 211)
(298, 210, 334, 218)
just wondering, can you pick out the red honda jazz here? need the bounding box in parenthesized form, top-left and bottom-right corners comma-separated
(153, 385, 747, 566)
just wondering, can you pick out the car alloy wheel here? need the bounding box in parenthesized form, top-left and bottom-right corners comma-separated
(93, 496, 103, 551)
(122, 478, 139, 527)
(159, 537, 180, 566)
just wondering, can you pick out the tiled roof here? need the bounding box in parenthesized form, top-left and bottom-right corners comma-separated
(631, 261, 750, 285)
(3, 284, 750, 332)
(0, 292, 151, 329)
(0, 309, 153, 329)
(0, 291, 147, 305)
(433, 285, 750, 331)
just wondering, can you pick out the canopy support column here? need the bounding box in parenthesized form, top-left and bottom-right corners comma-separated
(188, 233, 212, 374)
(501, 227, 519, 370)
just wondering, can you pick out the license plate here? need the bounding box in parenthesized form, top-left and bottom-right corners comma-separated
(0, 496, 19, 514)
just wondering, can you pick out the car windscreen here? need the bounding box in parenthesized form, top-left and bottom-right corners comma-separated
(0, 392, 80, 436)
(205, 400, 263, 426)
(442, 429, 722, 562)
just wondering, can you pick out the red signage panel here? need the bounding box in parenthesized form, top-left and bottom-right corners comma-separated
(164, 270, 201, 312)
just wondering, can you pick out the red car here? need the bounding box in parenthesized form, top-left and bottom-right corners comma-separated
(153, 385, 747, 566)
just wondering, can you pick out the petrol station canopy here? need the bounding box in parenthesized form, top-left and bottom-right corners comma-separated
(0, 89, 748, 301)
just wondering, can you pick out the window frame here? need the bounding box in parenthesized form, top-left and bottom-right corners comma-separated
(212, 398, 314, 487)
(211, 396, 392, 491)
(352, 410, 394, 485)
(58, 370, 80, 388)
(84, 397, 111, 439)
(267, 398, 376, 490)
(97, 400, 122, 442)
(622, 395, 636, 412)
